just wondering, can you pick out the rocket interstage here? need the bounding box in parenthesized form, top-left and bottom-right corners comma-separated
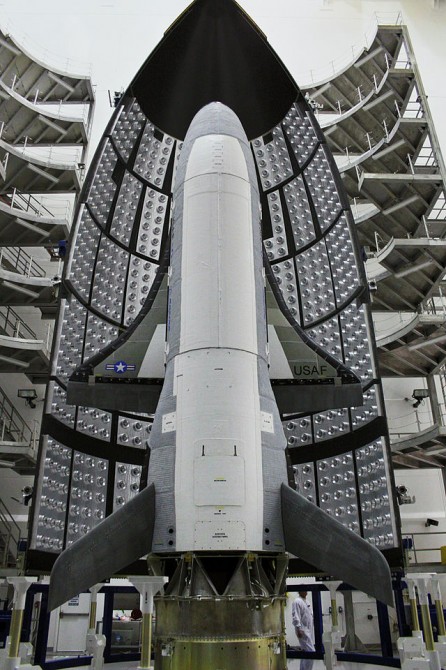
(150, 104, 288, 556)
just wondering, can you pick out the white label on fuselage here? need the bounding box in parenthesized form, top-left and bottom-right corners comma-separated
(194, 521, 246, 550)
(162, 412, 176, 433)
(261, 411, 274, 433)
(194, 455, 245, 506)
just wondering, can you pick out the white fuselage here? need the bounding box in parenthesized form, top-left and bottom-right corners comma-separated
(172, 134, 266, 551)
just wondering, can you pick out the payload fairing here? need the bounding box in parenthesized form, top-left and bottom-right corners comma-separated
(27, 1, 400, 667)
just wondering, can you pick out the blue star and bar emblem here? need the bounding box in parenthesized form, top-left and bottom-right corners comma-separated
(105, 361, 136, 374)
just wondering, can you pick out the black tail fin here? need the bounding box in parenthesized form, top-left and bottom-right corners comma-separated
(281, 484, 393, 605)
(49, 483, 156, 610)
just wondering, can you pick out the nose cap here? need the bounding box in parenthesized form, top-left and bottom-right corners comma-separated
(174, 101, 258, 196)
(185, 102, 249, 144)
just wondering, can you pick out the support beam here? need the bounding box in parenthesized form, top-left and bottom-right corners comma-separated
(0, 354, 29, 368)
(1, 280, 40, 299)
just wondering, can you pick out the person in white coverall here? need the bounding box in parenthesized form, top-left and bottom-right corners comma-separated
(292, 591, 315, 670)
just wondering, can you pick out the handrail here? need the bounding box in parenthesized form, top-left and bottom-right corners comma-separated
(0, 384, 34, 445)
(2, 79, 91, 125)
(8, 187, 53, 218)
(439, 367, 446, 429)
(421, 295, 446, 315)
(0, 138, 83, 168)
(0, 305, 37, 340)
(387, 402, 435, 437)
(7, 189, 73, 222)
(0, 188, 72, 221)
(404, 531, 446, 566)
(0, 497, 21, 568)
(0, 246, 45, 278)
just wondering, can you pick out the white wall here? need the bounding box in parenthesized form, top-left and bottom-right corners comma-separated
(382, 377, 434, 438)
(0, 373, 43, 523)
(0, 1, 444, 161)
(0, 469, 35, 525)
(395, 469, 446, 567)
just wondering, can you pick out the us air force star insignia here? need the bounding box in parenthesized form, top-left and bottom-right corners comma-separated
(105, 361, 136, 373)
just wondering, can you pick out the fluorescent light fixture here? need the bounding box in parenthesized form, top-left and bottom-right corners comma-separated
(17, 389, 37, 399)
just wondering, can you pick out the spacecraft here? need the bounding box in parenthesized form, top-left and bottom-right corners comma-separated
(27, 0, 400, 667)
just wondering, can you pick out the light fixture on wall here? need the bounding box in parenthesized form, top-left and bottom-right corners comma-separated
(396, 485, 416, 505)
(412, 389, 429, 409)
(17, 388, 38, 409)
(22, 486, 33, 506)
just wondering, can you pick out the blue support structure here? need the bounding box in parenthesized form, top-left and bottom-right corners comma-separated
(18, 578, 401, 667)
(33, 586, 51, 668)
(20, 588, 34, 643)
(377, 600, 393, 658)
(394, 575, 411, 637)
(101, 586, 140, 664)
(288, 581, 399, 667)
(31, 583, 142, 668)
(101, 588, 114, 662)
(0, 612, 11, 650)
(311, 589, 324, 654)
(338, 652, 400, 667)
(31, 584, 92, 670)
